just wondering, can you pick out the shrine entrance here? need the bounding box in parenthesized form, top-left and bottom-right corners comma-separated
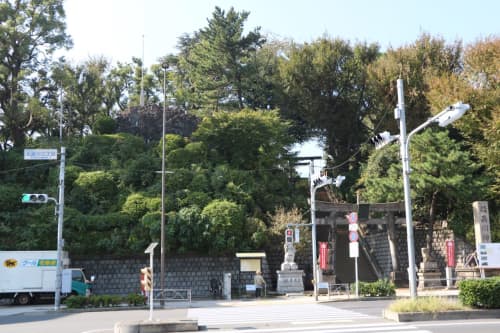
(314, 201, 407, 285)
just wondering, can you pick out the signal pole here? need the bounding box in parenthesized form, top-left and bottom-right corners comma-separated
(54, 147, 66, 310)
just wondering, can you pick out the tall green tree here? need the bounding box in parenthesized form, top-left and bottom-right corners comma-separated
(279, 38, 379, 168)
(0, 0, 71, 148)
(176, 6, 265, 111)
(366, 34, 462, 134)
(360, 129, 483, 247)
(427, 36, 499, 204)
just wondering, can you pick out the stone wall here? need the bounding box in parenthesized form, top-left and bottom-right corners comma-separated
(364, 224, 475, 280)
(71, 225, 475, 296)
(72, 255, 272, 298)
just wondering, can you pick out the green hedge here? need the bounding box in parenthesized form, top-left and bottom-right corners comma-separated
(359, 279, 396, 297)
(64, 294, 146, 309)
(458, 277, 500, 308)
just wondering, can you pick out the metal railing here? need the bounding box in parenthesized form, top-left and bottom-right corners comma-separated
(316, 282, 351, 299)
(154, 288, 192, 303)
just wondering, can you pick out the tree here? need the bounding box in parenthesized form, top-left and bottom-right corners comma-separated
(366, 34, 462, 134)
(0, 0, 71, 148)
(427, 36, 500, 205)
(192, 108, 293, 170)
(360, 129, 483, 247)
(176, 6, 265, 111)
(278, 38, 379, 169)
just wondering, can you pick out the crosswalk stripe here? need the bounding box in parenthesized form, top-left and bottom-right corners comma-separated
(188, 303, 374, 326)
(217, 323, 431, 333)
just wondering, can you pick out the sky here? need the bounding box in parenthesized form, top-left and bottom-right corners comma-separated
(61, 0, 499, 67)
(59, 0, 498, 176)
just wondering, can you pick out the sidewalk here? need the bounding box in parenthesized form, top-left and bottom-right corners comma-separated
(0, 288, 460, 317)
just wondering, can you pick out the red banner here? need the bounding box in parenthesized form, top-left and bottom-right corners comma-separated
(446, 240, 455, 267)
(319, 242, 328, 270)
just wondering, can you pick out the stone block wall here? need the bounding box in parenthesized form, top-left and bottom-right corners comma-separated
(364, 224, 475, 280)
(72, 255, 272, 298)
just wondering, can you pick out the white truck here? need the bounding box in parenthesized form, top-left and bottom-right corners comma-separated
(0, 251, 93, 305)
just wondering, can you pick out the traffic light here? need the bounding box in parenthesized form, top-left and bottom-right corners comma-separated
(285, 228, 293, 243)
(369, 131, 398, 150)
(140, 267, 152, 291)
(21, 193, 49, 204)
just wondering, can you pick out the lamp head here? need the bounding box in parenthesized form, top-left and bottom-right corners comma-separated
(436, 102, 470, 127)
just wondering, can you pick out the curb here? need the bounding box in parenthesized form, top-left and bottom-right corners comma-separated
(383, 309, 500, 322)
(114, 319, 198, 333)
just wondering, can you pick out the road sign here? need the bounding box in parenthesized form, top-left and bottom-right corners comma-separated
(347, 212, 358, 223)
(348, 223, 358, 231)
(294, 228, 300, 243)
(349, 242, 359, 258)
(349, 231, 359, 242)
(24, 149, 58, 160)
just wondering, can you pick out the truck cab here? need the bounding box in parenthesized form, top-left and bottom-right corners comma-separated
(69, 268, 94, 297)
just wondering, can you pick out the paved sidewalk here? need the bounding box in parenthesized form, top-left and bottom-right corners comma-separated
(0, 287, 460, 318)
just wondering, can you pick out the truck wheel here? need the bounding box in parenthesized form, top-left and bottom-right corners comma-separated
(15, 293, 31, 305)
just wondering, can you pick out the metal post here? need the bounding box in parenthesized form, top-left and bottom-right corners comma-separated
(149, 251, 154, 321)
(310, 162, 318, 301)
(397, 79, 418, 299)
(160, 63, 167, 307)
(54, 147, 65, 310)
(355, 256, 359, 297)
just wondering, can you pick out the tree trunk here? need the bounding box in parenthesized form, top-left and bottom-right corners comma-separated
(387, 213, 399, 272)
(426, 191, 439, 251)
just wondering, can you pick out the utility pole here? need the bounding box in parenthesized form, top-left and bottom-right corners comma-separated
(54, 147, 66, 310)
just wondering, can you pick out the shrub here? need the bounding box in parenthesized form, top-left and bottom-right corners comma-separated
(64, 295, 88, 308)
(359, 279, 396, 297)
(458, 277, 500, 308)
(388, 297, 467, 313)
(126, 293, 147, 306)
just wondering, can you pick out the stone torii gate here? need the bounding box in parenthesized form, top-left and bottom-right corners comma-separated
(314, 201, 406, 283)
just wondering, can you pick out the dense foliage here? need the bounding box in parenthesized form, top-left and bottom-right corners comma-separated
(0, 3, 497, 256)
(459, 277, 500, 308)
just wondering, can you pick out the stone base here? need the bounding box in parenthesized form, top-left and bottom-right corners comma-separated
(276, 270, 304, 294)
(390, 271, 409, 287)
(417, 271, 442, 290)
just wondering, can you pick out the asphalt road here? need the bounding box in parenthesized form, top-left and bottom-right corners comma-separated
(1, 298, 499, 333)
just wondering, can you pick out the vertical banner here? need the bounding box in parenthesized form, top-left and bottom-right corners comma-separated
(319, 242, 328, 270)
(446, 240, 455, 268)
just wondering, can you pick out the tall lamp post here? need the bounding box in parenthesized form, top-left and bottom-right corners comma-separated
(160, 62, 169, 306)
(310, 164, 345, 301)
(372, 79, 470, 299)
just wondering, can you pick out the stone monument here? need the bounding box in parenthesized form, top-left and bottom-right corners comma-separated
(417, 247, 442, 289)
(277, 240, 304, 294)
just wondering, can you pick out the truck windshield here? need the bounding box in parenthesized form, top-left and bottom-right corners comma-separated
(71, 270, 85, 282)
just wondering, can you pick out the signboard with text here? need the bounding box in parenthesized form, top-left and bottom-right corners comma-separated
(24, 149, 58, 160)
(473, 201, 491, 249)
(478, 243, 500, 268)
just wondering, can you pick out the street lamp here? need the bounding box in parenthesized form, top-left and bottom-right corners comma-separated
(160, 62, 169, 305)
(310, 165, 345, 301)
(373, 79, 469, 299)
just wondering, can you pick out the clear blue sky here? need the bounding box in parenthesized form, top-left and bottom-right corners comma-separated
(60, 0, 498, 176)
(61, 0, 499, 66)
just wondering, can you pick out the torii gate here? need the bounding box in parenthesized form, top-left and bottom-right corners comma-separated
(314, 201, 406, 282)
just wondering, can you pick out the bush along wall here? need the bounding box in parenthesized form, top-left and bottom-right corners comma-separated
(458, 277, 500, 308)
(358, 279, 396, 297)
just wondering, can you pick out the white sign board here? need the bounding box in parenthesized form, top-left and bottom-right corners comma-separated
(62, 269, 72, 293)
(478, 243, 500, 268)
(348, 223, 358, 231)
(294, 228, 300, 243)
(349, 242, 359, 258)
(24, 149, 58, 160)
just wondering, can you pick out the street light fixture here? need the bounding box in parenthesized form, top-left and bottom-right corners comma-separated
(160, 62, 169, 306)
(373, 79, 469, 299)
(310, 164, 345, 301)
